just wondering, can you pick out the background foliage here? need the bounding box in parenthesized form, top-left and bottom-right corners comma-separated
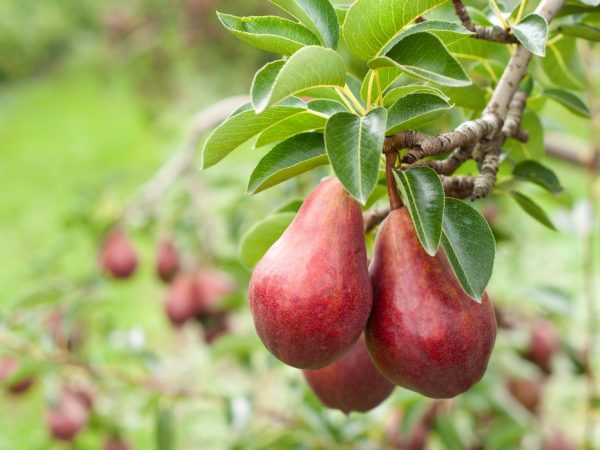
(0, 0, 599, 449)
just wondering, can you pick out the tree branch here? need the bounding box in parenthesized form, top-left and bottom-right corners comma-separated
(451, 0, 518, 44)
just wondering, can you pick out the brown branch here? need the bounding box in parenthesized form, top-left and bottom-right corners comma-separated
(364, 206, 391, 233)
(419, 146, 474, 175)
(451, 0, 518, 44)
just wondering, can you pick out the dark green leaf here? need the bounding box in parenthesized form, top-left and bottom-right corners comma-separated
(251, 46, 346, 113)
(512, 13, 548, 56)
(307, 98, 348, 115)
(342, 0, 447, 60)
(370, 32, 471, 87)
(270, 0, 340, 48)
(380, 20, 473, 55)
(217, 13, 320, 56)
(511, 191, 557, 230)
(394, 167, 445, 256)
(513, 160, 563, 194)
(386, 92, 452, 134)
(201, 104, 305, 168)
(544, 88, 591, 117)
(256, 110, 328, 147)
(560, 23, 600, 41)
(239, 213, 296, 268)
(248, 132, 328, 193)
(325, 108, 387, 204)
(441, 198, 495, 301)
(383, 85, 449, 107)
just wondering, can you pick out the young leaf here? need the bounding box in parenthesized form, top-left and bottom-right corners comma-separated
(394, 167, 445, 256)
(386, 93, 453, 134)
(270, 0, 340, 49)
(217, 13, 320, 56)
(256, 110, 327, 147)
(360, 67, 405, 103)
(201, 104, 306, 168)
(335, 5, 349, 25)
(342, 0, 447, 60)
(544, 88, 591, 118)
(251, 46, 346, 113)
(239, 213, 296, 268)
(512, 13, 548, 56)
(369, 32, 471, 87)
(513, 160, 563, 194)
(325, 108, 387, 204)
(248, 132, 328, 194)
(441, 198, 495, 302)
(511, 191, 557, 230)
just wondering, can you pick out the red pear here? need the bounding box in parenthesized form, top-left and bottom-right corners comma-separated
(199, 310, 230, 344)
(100, 229, 138, 279)
(524, 321, 559, 374)
(104, 436, 131, 450)
(165, 274, 198, 326)
(249, 178, 372, 369)
(195, 268, 236, 316)
(303, 335, 394, 414)
(507, 377, 542, 413)
(0, 357, 34, 395)
(46, 391, 89, 441)
(543, 431, 575, 450)
(156, 238, 180, 282)
(366, 208, 496, 398)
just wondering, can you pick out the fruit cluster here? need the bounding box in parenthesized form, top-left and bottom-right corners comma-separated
(249, 178, 498, 413)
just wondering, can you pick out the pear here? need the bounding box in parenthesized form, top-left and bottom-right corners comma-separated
(303, 334, 394, 413)
(366, 208, 496, 398)
(195, 268, 236, 316)
(507, 377, 542, 413)
(46, 390, 89, 441)
(100, 229, 138, 279)
(0, 357, 34, 395)
(103, 437, 131, 450)
(164, 274, 198, 326)
(524, 321, 559, 374)
(156, 238, 180, 282)
(249, 178, 372, 369)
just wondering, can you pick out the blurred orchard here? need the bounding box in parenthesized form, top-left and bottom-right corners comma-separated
(0, 0, 599, 449)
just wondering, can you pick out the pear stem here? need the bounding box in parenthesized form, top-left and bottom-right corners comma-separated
(385, 153, 403, 210)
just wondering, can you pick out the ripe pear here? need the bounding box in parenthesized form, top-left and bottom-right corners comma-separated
(303, 334, 394, 413)
(507, 377, 542, 413)
(366, 208, 497, 398)
(156, 238, 180, 282)
(198, 310, 230, 344)
(103, 437, 131, 450)
(249, 178, 372, 369)
(195, 268, 236, 316)
(524, 321, 559, 374)
(100, 229, 138, 279)
(165, 274, 198, 326)
(0, 357, 34, 395)
(46, 391, 89, 441)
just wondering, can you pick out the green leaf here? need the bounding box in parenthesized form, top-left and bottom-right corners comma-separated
(439, 84, 487, 110)
(511, 191, 557, 230)
(380, 20, 474, 55)
(156, 406, 175, 450)
(251, 46, 346, 113)
(544, 88, 591, 117)
(256, 110, 327, 147)
(201, 104, 305, 168)
(441, 198, 495, 301)
(307, 98, 347, 115)
(386, 92, 453, 134)
(217, 13, 320, 56)
(335, 5, 349, 25)
(512, 13, 548, 56)
(325, 108, 387, 204)
(513, 160, 563, 194)
(369, 32, 471, 87)
(394, 167, 445, 256)
(239, 213, 296, 268)
(342, 0, 447, 60)
(248, 132, 328, 194)
(202, 105, 305, 169)
(270, 0, 340, 49)
(383, 85, 449, 107)
(559, 23, 600, 41)
(541, 37, 586, 91)
(272, 198, 304, 213)
(360, 67, 405, 103)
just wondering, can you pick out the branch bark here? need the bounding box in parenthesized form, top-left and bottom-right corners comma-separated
(451, 0, 518, 44)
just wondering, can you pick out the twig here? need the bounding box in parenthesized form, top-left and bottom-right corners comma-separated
(452, 0, 518, 43)
(123, 95, 249, 222)
(364, 206, 391, 233)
